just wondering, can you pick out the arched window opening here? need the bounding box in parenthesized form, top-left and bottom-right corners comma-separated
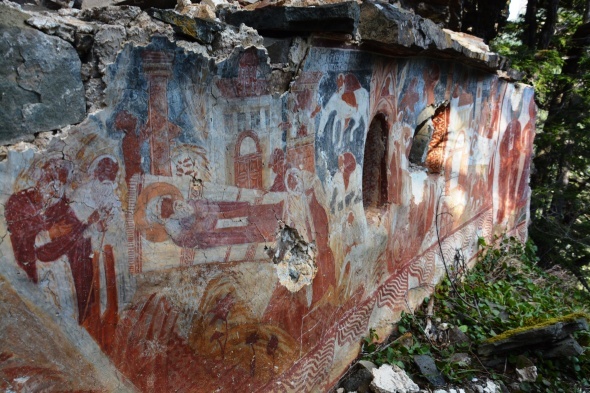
(409, 101, 449, 173)
(235, 131, 263, 189)
(362, 114, 389, 210)
(426, 103, 450, 173)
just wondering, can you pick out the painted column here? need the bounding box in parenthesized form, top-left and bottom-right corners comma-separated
(142, 50, 175, 177)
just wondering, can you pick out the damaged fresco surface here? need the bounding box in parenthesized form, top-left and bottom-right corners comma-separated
(0, 36, 535, 392)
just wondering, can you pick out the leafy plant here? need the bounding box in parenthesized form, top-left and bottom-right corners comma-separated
(360, 237, 590, 391)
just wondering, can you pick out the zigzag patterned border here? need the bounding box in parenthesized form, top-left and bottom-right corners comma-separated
(263, 207, 495, 392)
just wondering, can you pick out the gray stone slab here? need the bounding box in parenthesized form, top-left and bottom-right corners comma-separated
(544, 336, 585, 358)
(478, 317, 589, 357)
(225, 2, 360, 36)
(0, 26, 85, 144)
(414, 354, 446, 388)
(358, 0, 509, 72)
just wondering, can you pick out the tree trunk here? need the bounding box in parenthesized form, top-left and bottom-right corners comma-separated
(449, 0, 463, 31)
(461, 0, 509, 42)
(538, 0, 559, 49)
(522, 0, 538, 47)
(548, 142, 572, 220)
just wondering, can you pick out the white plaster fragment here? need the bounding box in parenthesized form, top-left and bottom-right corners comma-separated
(516, 366, 537, 383)
(370, 364, 420, 393)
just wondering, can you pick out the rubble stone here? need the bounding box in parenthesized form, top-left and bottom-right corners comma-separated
(79, 5, 142, 25)
(210, 22, 262, 57)
(515, 366, 537, 383)
(175, 0, 216, 20)
(77, 0, 118, 9)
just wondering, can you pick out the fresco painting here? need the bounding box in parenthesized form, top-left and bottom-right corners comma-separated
(0, 37, 535, 392)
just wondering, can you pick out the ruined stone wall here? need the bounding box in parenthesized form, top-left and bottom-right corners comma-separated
(0, 1, 535, 391)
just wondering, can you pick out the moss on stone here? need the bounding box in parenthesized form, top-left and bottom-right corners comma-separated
(483, 312, 590, 345)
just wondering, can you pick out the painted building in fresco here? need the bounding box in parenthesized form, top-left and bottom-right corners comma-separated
(0, 33, 534, 392)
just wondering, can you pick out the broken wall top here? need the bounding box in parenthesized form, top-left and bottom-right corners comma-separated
(1, 0, 521, 145)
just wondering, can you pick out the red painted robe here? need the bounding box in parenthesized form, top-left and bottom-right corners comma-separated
(5, 189, 95, 324)
(497, 120, 522, 223)
(170, 200, 284, 249)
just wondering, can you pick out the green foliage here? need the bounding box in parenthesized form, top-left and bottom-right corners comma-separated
(361, 237, 590, 391)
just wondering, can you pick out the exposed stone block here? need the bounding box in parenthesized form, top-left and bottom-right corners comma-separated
(359, 0, 508, 71)
(478, 316, 589, 357)
(0, 26, 85, 144)
(149, 8, 224, 43)
(225, 1, 360, 35)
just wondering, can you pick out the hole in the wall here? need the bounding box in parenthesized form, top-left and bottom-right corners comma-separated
(267, 224, 317, 292)
(362, 113, 389, 210)
(409, 101, 449, 173)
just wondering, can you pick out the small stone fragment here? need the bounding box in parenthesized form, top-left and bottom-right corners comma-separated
(341, 366, 373, 392)
(202, 0, 233, 10)
(340, 360, 376, 393)
(370, 364, 420, 393)
(77, 0, 118, 9)
(516, 366, 537, 383)
(150, 8, 224, 43)
(448, 353, 471, 367)
(392, 333, 414, 349)
(474, 380, 500, 393)
(448, 326, 471, 346)
(413, 355, 445, 388)
(176, 0, 217, 20)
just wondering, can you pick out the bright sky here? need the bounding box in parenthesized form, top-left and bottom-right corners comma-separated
(509, 0, 528, 21)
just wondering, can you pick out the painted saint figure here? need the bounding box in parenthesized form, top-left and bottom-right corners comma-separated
(135, 182, 284, 249)
(268, 148, 287, 192)
(71, 156, 123, 351)
(5, 159, 102, 328)
(497, 118, 523, 223)
(316, 73, 369, 183)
